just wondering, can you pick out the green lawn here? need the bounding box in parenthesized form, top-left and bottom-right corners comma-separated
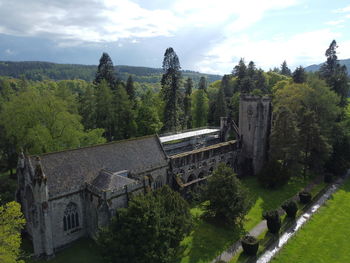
(271, 177, 350, 263)
(23, 238, 103, 263)
(177, 176, 309, 263)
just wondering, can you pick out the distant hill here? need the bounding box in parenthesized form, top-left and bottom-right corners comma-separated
(305, 58, 350, 76)
(0, 61, 222, 84)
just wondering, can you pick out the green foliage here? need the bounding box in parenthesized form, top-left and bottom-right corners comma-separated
(320, 40, 350, 107)
(184, 78, 193, 129)
(126, 75, 135, 103)
(0, 86, 105, 154)
(192, 89, 209, 127)
(281, 200, 298, 218)
(0, 201, 25, 263)
(98, 185, 192, 263)
(161, 47, 183, 132)
(292, 66, 307, 83)
(263, 210, 281, 234)
(94, 52, 117, 88)
(258, 160, 290, 189)
(280, 61, 291, 76)
(204, 163, 252, 223)
(0, 174, 17, 205)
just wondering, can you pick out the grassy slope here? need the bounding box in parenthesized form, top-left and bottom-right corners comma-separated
(177, 176, 309, 263)
(271, 177, 350, 263)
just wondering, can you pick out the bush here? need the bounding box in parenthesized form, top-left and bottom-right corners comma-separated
(258, 160, 290, 189)
(204, 163, 252, 223)
(263, 210, 281, 234)
(324, 173, 334, 183)
(299, 191, 312, 204)
(241, 235, 259, 256)
(281, 199, 298, 218)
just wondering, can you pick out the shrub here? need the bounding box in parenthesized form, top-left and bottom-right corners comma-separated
(263, 210, 281, 234)
(241, 235, 259, 256)
(299, 191, 312, 204)
(258, 160, 290, 189)
(281, 199, 298, 218)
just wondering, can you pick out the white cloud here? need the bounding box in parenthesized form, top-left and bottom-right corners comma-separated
(0, 0, 298, 45)
(195, 29, 350, 74)
(334, 5, 350, 13)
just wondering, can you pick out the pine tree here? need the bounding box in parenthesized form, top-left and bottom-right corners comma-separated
(184, 78, 193, 129)
(94, 52, 117, 88)
(254, 69, 267, 93)
(161, 47, 182, 132)
(320, 40, 349, 107)
(280, 61, 292, 76)
(292, 66, 307, 83)
(126, 75, 135, 103)
(198, 76, 207, 91)
(79, 84, 96, 130)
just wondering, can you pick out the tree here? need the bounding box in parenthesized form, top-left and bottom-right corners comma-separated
(94, 52, 117, 88)
(0, 87, 105, 154)
(254, 69, 267, 93)
(97, 186, 192, 263)
(126, 75, 136, 104)
(79, 84, 96, 130)
(0, 201, 25, 263)
(320, 40, 349, 107)
(184, 78, 193, 129)
(137, 90, 163, 136)
(161, 48, 182, 132)
(198, 76, 207, 91)
(292, 66, 307, 83)
(280, 61, 291, 76)
(270, 106, 300, 170)
(203, 163, 252, 223)
(95, 80, 114, 141)
(192, 89, 209, 127)
(212, 86, 227, 125)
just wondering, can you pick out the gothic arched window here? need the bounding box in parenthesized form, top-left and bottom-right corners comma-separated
(63, 202, 79, 231)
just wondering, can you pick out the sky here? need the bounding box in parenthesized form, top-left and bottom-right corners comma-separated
(0, 0, 350, 75)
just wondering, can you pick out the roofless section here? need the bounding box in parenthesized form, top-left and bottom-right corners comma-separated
(159, 127, 221, 156)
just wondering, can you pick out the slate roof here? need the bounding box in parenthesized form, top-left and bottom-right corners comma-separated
(91, 170, 136, 191)
(28, 135, 168, 198)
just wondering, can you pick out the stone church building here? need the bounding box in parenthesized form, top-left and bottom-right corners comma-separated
(16, 95, 271, 257)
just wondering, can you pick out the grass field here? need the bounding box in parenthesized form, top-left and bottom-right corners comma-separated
(271, 177, 350, 263)
(23, 238, 103, 263)
(176, 176, 309, 263)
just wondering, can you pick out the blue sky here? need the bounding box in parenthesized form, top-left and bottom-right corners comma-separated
(0, 0, 349, 74)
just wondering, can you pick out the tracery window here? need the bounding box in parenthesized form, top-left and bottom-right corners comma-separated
(63, 202, 79, 231)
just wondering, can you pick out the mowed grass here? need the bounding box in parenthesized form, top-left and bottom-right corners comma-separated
(177, 176, 309, 263)
(271, 177, 350, 263)
(23, 238, 104, 263)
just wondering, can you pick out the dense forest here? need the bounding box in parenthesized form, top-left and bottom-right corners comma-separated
(0, 61, 221, 84)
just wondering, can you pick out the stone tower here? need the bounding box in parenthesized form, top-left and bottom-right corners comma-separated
(17, 155, 54, 257)
(239, 94, 271, 175)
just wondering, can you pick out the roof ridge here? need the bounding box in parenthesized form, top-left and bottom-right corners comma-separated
(29, 134, 157, 158)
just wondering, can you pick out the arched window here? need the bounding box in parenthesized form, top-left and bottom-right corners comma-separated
(63, 202, 80, 231)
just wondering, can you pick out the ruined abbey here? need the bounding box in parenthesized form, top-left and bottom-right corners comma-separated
(16, 95, 272, 257)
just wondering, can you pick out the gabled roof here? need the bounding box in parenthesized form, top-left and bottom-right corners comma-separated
(28, 135, 168, 198)
(91, 170, 136, 191)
